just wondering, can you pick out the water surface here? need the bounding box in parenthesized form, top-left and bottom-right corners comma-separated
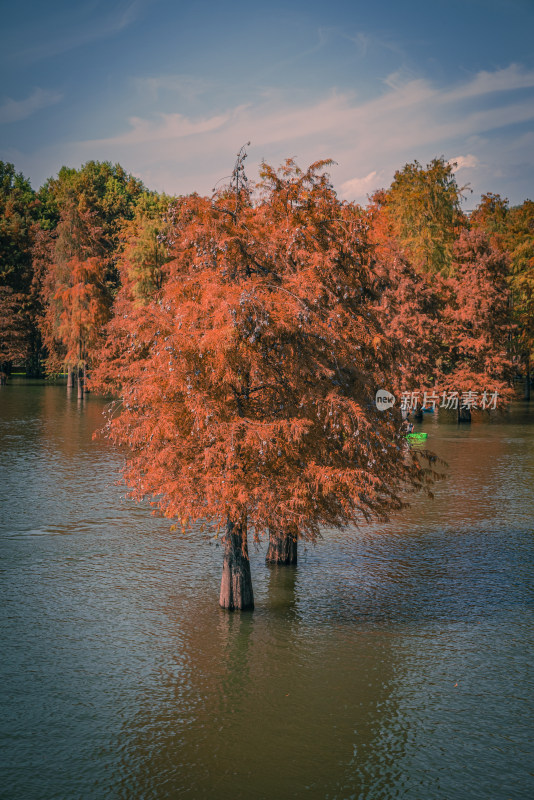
(1, 381, 533, 799)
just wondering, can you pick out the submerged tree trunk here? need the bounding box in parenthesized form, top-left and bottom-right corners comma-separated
(266, 530, 298, 565)
(67, 365, 74, 390)
(458, 405, 471, 422)
(25, 329, 44, 378)
(77, 364, 84, 399)
(219, 518, 254, 611)
(525, 357, 531, 401)
(0, 361, 11, 384)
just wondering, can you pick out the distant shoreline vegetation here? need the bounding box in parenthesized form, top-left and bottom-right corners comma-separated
(0, 156, 531, 395)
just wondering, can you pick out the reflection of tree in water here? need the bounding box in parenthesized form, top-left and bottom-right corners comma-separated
(111, 414, 532, 798)
(111, 564, 404, 800)
(265, 562, 299, 617)
(40, 382, 111, 461)
(4, 382, 119, 533)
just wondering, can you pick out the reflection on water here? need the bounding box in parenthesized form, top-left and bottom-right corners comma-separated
(1, 380, 533, 799)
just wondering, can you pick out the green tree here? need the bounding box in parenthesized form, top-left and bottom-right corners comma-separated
(376, 157, 467, 276)
(0, 162, 41, 376)
(118, 191, 174, 303)
(38, 161, 145, 387)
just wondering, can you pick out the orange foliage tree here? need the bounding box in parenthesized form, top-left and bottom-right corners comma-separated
(40, 197, 106, 394)
(441, 229, 514, 419)
(38, 161, 145, 392)
(471, 194, 534, 398)
(94, 154, 438, 610)
(54, 255, 109, 394)
(369, 178, 513, 423)
(0, 286, 28, 382)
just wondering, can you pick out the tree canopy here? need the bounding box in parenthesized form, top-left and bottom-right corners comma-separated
(373, 157, 467, 276)
(1, 151, 527, 607)
(92, 156, 439, 608)
(0, 162, 40, 373)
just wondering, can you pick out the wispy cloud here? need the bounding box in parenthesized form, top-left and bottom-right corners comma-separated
(13, 0, 144, 63)
(254, 26, 334, 83)
(350, 32, 370, 58)
(90, 110, 233, 146)
(22, 64, 534, 203)
(117, 0, 143, 30)
(443, 63, 534, 101)
(0, 88, 62, 125)
(136, 75, 212, 100)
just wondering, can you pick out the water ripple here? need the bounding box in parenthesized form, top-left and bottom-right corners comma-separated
(1, 383, 533, 800)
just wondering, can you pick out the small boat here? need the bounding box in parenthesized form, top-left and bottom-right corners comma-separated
(406, 431, 428, 441)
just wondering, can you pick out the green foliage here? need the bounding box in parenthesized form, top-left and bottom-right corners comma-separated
(37, 161, 146, 374)
(40, 160, 145, 262)
(471, 194, 534, 372)
(378, 157, 467, 275)
(469, 193, 509, 249)
(0, 161, 37, 291)
(0, 162, 41, 371)
(119, 192, 174, 303)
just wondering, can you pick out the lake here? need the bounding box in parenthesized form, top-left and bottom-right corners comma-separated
(1, 379, 533, 799)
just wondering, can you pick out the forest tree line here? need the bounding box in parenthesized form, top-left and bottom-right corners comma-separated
(0, 155, 532, 398)
(2, 153, 533, 608)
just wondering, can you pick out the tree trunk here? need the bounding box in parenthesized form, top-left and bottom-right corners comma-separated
(525, 356, 531, 401)
(26, 328, 44, 378)
(266, 530, 298, 565)
(67, 365, 74, 390)
(0, 361, 10, 383)
(77, 365, 84, 399)
(413, 408, 423, 422)
(83, 361, 88, 394)
(219, 518, 254, 611)
(458, 405, 471, 422)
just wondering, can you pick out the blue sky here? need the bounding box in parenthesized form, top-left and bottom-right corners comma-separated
(1, 0, 534, 206)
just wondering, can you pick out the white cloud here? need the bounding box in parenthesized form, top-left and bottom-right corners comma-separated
(340, 171, 380, 200)
(0, 88, 62, 125)
(449, 154, 479, 171)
